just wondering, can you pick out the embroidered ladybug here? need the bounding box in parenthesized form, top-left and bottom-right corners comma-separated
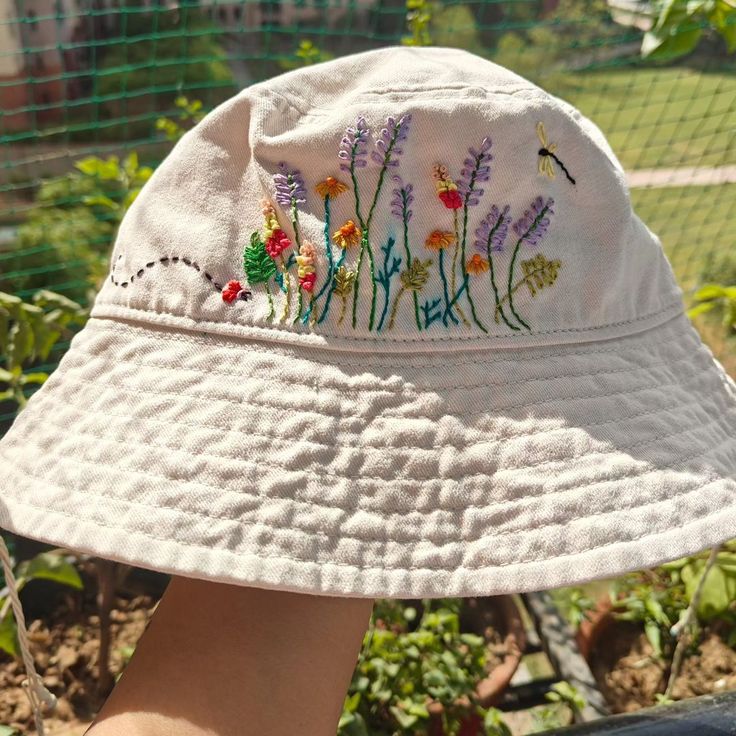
(222, 280, 252, 303)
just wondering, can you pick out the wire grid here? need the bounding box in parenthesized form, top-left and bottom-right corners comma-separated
(0, 0, 734, 424)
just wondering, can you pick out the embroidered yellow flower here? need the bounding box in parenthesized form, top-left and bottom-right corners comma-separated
(296, 240, 317, 291)
(425, 230, 456, 250)
(466, 254, 490, 275)
(261, 198, 281, 239)
(315, 176, 348, 198)
(333, 220, 362, 249)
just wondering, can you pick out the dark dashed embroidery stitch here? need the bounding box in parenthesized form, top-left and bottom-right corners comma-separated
(537, 122, 576, 185)
(109, 254, 236, 296)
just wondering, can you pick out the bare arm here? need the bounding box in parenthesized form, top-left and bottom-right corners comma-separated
(86, 575, 374, 736)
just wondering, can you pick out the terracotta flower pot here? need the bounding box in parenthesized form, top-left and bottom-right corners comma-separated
(428, 595, 527, 736)
(576, 595, 614, 661)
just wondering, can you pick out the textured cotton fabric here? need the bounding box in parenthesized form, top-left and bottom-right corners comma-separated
(1, 45, 735, 598)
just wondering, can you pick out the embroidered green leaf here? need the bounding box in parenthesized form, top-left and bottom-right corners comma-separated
(333, 265, 357, 298)
(244, 231, 277, 284)
(495, 253, 562, 323)
(333, 265, 356, 325)
(400, 258, 432, 292)
(520, 253, 562, 296)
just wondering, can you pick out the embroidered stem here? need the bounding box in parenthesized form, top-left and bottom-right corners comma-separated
(338, 293, 348, 325)
(278, 254, 291, 322)
(506, 239, 530, 331)
(351, 233, 378, 330)
(438, 248, 458, 326)
(376, 237, 401, 332)
(388, 285, 406, 329)
(264, 281, 275, 320)
(451, 209, 470, 327)
(289, 199, 305, 325)
(317, 248, 346, 325)
(507, 201, 553, 331)
(399, 188, 422, 332)
(483, 218, 519, 331)
(314, 195, 335, 305)
(460, 173, 488, 334)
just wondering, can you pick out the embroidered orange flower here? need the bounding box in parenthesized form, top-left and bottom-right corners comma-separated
(315, 176, 348, 198)
(432, 163, 462, 210)
(333, 220, 362, 249)
(425, 230, 456, 250)
(466, 254, 490, 275)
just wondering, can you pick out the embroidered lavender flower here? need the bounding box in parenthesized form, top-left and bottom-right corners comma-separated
(512, 196, 555, 246)
(390, 174, 421, 331)
(390, 175, 413, 222)
(273, 162, 306, 209)
(474, 204, 511, 254)
(338, 116, 370, 173)
(457, 137, 492, 207)
(371, 114, 412, 167)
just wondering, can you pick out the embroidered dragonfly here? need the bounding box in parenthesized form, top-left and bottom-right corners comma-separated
(537, 122, 576, 185)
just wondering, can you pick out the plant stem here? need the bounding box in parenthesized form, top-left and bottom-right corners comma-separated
(264, 281, 274, 320)
(665, 546, 720, 699)
(402, 193, 421, 332)
(506, 238, 530, 331)
(388, 286, 406, 329)
(460, 166, 488, 333)
(484, 219, 519, 331)
(451, 209, 470, 327)
(438, 249, 458, 326)
(314, 195, 334, 305)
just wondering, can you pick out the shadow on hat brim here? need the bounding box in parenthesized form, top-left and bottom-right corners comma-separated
(0, 310, 735, 598)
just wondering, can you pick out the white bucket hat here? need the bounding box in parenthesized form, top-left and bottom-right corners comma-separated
(1, 46, 735, 712)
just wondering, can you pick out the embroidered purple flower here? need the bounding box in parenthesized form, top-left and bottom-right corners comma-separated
(457, 137, 492, 207)
(512, 196, 555, 246)
(390, 175, 413, 222)
(474, 204, 511, 254)
(273, 162, 306, 209)
(370, 114, 412, 167)
(338, 116, 370, 172)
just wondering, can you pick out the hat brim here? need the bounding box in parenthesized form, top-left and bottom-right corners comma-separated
(1, 312, 735, 598)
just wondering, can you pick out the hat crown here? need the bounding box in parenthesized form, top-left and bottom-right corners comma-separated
(92, 46, 683, 350)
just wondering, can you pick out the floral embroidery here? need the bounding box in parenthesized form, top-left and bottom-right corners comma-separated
(432, 164, 462, 210)
(466, 254, 489, 275)
(425, 230, 455, 250)
(208, 113, 566, 336)
(315, 176, 348, 198)
(537, 122, 576, 185)
(333, 220, 362, 249)
(221, 279, 252, 303)
(390, 175, 422, 331)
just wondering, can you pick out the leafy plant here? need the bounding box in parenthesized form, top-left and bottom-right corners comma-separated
(611, 570, 688, 657)
(0, 549, 83, 658)
(0, 291, 88, 410)
(688, 283, 736, 331)
(155, 96, 206, 142)
(551, 586, 596, 630)
(338, 599, 510, 736)
(279, 40, 335, 71)
(2, 153, 153, 303)
(642, 0, 736, 59)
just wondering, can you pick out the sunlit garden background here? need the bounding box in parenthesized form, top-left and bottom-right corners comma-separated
(1, 0, 735, 734)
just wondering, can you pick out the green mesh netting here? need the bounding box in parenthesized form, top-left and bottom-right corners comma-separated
(0, 0, 734, 426)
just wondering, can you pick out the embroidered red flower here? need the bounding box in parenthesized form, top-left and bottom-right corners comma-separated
(265, 229, 292, 258)
(438, 189, 463, 209)
(432, 163, 463, 209)
(222, 280, 243, 303)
